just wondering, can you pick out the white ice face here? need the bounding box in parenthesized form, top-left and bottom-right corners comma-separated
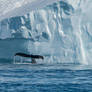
(0, 0, 61, 21)
(0, 0, 92, 65)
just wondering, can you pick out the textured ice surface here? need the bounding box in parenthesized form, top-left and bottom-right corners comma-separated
(0, 0, 61, 21)
(0, 0, 92, 64)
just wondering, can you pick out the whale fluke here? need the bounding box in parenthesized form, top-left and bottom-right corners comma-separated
(14, 52, 44, 60)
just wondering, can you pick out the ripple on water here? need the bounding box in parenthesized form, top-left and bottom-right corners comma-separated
(0, 63, 92, 92)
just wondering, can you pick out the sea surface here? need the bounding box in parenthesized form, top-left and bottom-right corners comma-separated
(0, 62, 92, 92)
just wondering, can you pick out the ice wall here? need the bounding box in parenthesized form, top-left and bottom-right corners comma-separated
(0, 0, 92, 64)
(0, 0, 61, 21)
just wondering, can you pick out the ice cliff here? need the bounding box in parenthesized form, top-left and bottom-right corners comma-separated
(0, 0, 92, 64)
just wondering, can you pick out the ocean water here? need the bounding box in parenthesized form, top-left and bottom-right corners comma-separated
(0, 61, 92, 92)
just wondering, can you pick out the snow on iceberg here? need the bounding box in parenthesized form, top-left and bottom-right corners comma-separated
(0, 0, 61, 21)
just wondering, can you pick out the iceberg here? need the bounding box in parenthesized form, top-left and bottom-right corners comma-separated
(0, 0, 92, 64)
(0, 0, 61, 21)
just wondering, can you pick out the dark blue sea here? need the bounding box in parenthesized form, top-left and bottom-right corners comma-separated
(0, 62, 92, 92)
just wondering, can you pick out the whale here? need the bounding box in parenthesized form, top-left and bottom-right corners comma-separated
(14, 52, 44, 64)
(15, 52, 44, 60)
